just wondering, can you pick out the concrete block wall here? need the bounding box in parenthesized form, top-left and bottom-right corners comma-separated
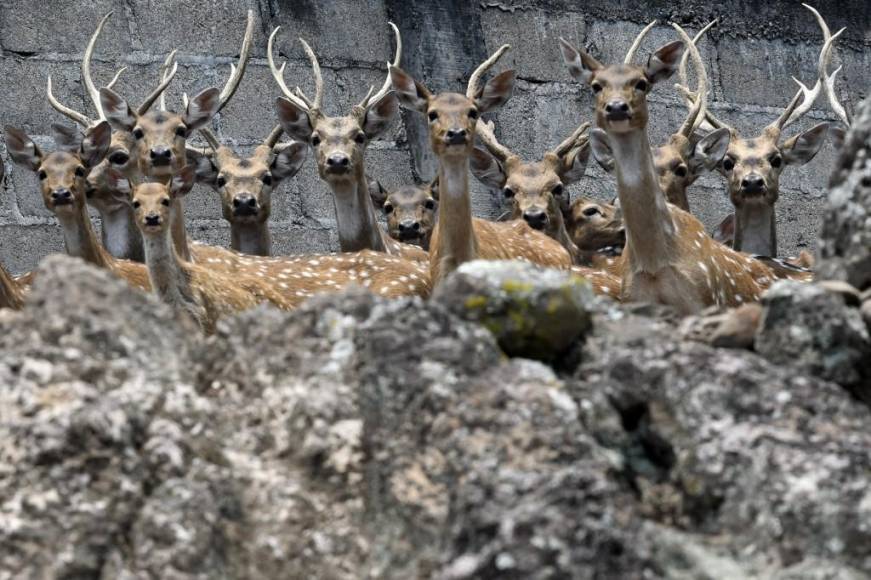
(0, 0, 868, 273)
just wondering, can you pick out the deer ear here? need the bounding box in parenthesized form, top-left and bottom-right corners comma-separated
(783, 122, 829, 166)
(645, 40, 685, 84)
(476, 70, 515, 113)
(4, 126, 43, 172)
(829, 126, 846, 150)
(106, 169, 133, 204)
(428, 176, 440, 201)
(367, 176, 388, 208)
(275, 97, 314, 142)
(559, 141, 591, 184)
(186, 148, 219, 188)
(389, 65, 430, 113)
(712, 212, 735, 246)
(559, 38, 602, 85)
(183, 88, 221, 132)
(363, 91, 399, 138)
(689, 128, 731, 173)
(271, 141, 308, 182)
(100, 88, 137, 132)
(589, 128, 616, 174)
(470, 146, 508, 190)
(170, 165, 196, 197)
(81, 121, 112, 168)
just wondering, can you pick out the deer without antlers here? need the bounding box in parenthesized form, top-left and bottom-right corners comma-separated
(271, 23, 427, 263)
(389, 45, 573, 286)
(560, 22, 794, 314)
(371, 180, 440, 251)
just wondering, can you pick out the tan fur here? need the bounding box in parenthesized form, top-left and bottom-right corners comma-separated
(381, 184, 438, 251)
(565, 197, 625, 267)
(0, 264, 26, 310)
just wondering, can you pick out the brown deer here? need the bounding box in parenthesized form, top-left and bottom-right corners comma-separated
(389, 46, 573, 286)
(688, 7, 830, 257)
(0, 262, 26, 310)
(564, 197, 625, 265)
(270, 23, 427, 263)
(5, 122, 151, 291)
(470, 118, 591, 265)
(112, 166, 299, 333)
(46, 11, 150, 262)
(560, 23, 798, 314)
(371, 180, 439, 251)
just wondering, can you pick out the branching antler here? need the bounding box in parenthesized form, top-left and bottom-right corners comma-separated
(624, 20, 657, 64)
(476, 120, 514, 163)
(158, 49, 178, 112)
(466, 44, 510, 98)
(674, 20, 716, 138)
(359, 22, 402, 109)
(804, 3, 852, 127)
(137, 58, 178, 116)
(268, 27, 318, 112)
(551, 121, 590, 158)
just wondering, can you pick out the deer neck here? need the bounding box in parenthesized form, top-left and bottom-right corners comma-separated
(437, 155, 479, 266)
(170, 198, 191, 262)
(608, 130, 677, 273)
(231, 222, 272, 256)
(550, 212, 582, 264)
(329, 176, 388, 253)
(733, 203, 776, 256)
(98, 204, 145, 263)
(143, 227, 196, 309)
(56, 205, 112, 269)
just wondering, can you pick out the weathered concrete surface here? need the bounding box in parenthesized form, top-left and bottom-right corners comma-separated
(1, 0, 868, 273)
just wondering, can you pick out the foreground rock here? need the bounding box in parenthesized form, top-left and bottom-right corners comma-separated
(1, 256, 870, 578)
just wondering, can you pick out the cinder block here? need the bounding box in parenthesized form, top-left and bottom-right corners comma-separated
(0, 58, 87, 135)
(0, 223, 65, 274)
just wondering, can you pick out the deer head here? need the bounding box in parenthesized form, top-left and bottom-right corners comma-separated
(565, 196, 626, 255)
(470, 119, 589, 237)
(5, 122, 111, 218)
(111, 166, 196, 238)
(389, 46, 516, 160)
(272, 24, 400, 187)
(372, 180, 439, 249)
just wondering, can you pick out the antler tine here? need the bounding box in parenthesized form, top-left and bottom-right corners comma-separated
(158, 49, 178, 112)
(765, 90, 805, 136)
(137, 57, 178, 115)
(624, 20, 657, 64)
(106, 67, 127, 90)
(360, 21, 402, 108)
(264, 125, 285, 148)
(805, 1, 852, 127)
(552, 121, 590, 157)
(47, 75, 93, 127)
(476, 120, 514, 163)
(83, 11, 114, 120)
(268, 27, 307, 109)
(294, 86, 314, 108)
(466, 44, 511, 98)
(216, 9, 255, 115)
(298, 38, 325, 110)
(672, 21, 709, 138)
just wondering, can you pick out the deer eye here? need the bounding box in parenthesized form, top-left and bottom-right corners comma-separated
(132, 200, 141, 209)
(109, 151, 130, 165)
(216, 176, 227, 188)
(674, 165, 688, 178)
(132, 128, 145, 140)
(262, 173, 273, 186)
(428, 111, 438, 122)
(503, 187, 515, 199)
(591, 82, 603, 94)
(161, 198, 170, 206)
(722, 157, 735, 172)
(468, 109, 478, 119)
(424, 199, 435, 210)
(769, 154, 782, 169)
(74, 166, 86, 177)
(552, 184, 564, 196)
(383, 203, 394, 214)
(354, 132, 366, 144)
(37, 170, 47, 180)
(635, 79, 649, 92)
(175, 125, 187, 138)
(582, 206, 601, 217)
(311, 135, 321, 147)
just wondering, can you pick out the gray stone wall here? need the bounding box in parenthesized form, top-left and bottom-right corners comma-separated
(0, 0, 868, 274)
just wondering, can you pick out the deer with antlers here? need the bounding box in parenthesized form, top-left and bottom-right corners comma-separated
(388, 46, 574, 286)
(810, 3, 852, 140)
(560, 23, 800, 314)
(271, 23, 427, 263)
(4, 122, 151, 291)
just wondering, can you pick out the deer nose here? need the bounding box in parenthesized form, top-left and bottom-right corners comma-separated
(604, 100, 631, 120)
(397, 219, 421, 239)
(445, 128, 468, 145)
(150, 147, 173, 165)
(51, 189, 73, 204)
(741, 174, 766, 194)
(144, 213, 161, 227)
(232, 193, 259, 215)
(523, 209, 548, 230)
(326, 154, 350, 170)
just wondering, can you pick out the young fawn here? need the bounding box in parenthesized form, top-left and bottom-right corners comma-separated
(370, 180, 439, 251)
(560, 23, 797, 314)
(5, 122, 151, 291)
(389, 46, 573, 286)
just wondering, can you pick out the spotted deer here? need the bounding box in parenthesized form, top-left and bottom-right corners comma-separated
(46, 11, 151, 262)
(270, 23, 427, 263)
(389, 46, 573, 286)
(560, 23, 798, 314)
(4, 122, 151, 291)
(687, 6, 830, 257)
(372, 180, 439, 251)
(0, 261, 26, 310)
(564, 197, 625, 264)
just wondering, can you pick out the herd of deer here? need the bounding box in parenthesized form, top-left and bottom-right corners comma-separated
(0, 5, 856, 332)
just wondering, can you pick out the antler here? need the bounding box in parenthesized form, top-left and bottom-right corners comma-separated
(297, 39, 326, 111)
(158, 49, 178, 112)
(47, 76, 92, 127)
(137, 55, 178, 115)
(804, 3, 851, 127)
(268, 27, 318, 112)
(674, 20, 716, 138)
(359, 22, 402, 109)
(476, 120, 514, 163)
(466, 44, 510, 99)
(624, 20, 657, 64)
(552, 121, 590, 158)
(264, 125, 285, 149)
(215, 9, 254, 115)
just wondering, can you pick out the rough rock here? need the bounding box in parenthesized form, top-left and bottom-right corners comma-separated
(755, 280, 871, 403)
(432, 260, 595, 361)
